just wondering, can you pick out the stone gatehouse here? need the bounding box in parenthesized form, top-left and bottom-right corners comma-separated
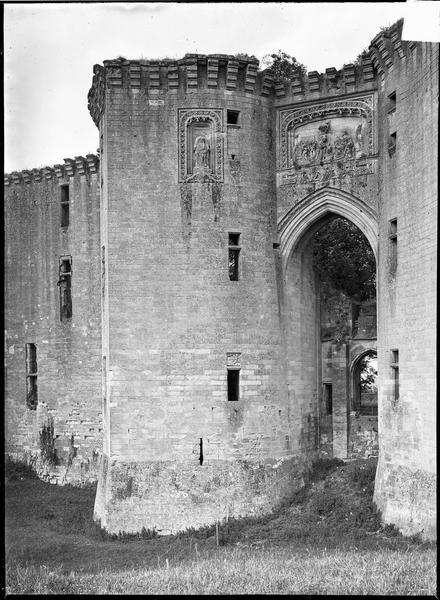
(4, 20, 437, 539)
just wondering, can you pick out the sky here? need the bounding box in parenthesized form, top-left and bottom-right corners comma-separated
(3, 1, 433, 172)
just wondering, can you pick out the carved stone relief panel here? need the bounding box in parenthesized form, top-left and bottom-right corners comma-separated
(178, 109, 224, 183)
(278, 95, 377, 188)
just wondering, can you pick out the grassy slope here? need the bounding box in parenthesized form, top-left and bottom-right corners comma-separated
(5, 458, 437, 595)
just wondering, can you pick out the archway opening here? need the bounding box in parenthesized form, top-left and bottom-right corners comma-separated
(281, 207, 378, 460)
(353, 351, 378, 416)
(313, 215, 378, 459)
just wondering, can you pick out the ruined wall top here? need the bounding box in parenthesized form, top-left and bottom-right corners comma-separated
(87, 54, 263, 125)
(4, 154, 99, 187)
(273, 19, 412, 101)
(87, 19, 415, 124)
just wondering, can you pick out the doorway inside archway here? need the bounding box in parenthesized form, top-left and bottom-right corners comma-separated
(313, 215, 378, 459)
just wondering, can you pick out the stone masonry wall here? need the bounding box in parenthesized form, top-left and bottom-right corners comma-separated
(4, 160, 102, 483)
(375, 39, 438, 539)
(92, 58, 315, 533)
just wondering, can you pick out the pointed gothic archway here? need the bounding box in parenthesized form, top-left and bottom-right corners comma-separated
(278, 187, 378, 270)
(277, 186, 379, 459)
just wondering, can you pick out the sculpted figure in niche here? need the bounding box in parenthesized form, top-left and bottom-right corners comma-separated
(193, 135, 211, 168)
(317, 121, 332, 163)
(354, 123, 366, 159)
(334, 129, 355, 160)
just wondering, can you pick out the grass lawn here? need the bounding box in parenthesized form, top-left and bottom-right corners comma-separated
(5, 457, 437, 595)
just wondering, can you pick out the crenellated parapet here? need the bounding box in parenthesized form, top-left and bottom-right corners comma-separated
(87, 21, 419, 125)
(273, 19, 420, 102)
(273, 57, 378, 101)
(87, 54, 263, 126)
(4, 154, 100, 187)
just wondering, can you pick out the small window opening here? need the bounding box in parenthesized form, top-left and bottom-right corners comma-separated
(227, 110, 240, 125)
(199, 438, 203, 466)
(227, 369, 240, 401)
(356, 353, 378, 415)
(323, 383, 333, 415)
(228, 232, 241, 281)
(58, 256, 72, 321)
(101, 246, 105, 299)
(389, 218, 397, 273)
(25, 343, 38, 409)
(229, 249, 240, 281)
(388, 131, 397, 156)
(60, 185, 69, 228)
(102, 355, 107, 398)
(229, 232, 240, 246)
(391, 349, 399, 401)
(388, 91, 396, 113)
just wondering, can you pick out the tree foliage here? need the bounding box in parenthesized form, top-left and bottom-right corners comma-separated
(261, 50, 307, 79)
(360, 355, 378, 392)
(313, 217, 376, 301)
(352, 48, 370, 67)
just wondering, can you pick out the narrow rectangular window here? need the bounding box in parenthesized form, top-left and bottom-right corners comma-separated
(228, 232, 241, 281)
(227, 369, 240, 401)
(388, 131, 397, 156)
(389, 218, 397, 273)
(391, 349, 399, 401)
(388, 91, 396, 113)
(323, 383, 333, 415)
(227, 110, 240, 125)
(199, 438, 204, 466)
(25, 343, 38, 409)
(101, 246, 105, 299)
(60, 185, 69, 227)
(58, 256, 72, 321)
(102, 356, 107, 401)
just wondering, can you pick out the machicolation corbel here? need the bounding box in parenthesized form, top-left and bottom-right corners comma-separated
(54, 164, 66, 179)
(343, 64, 356, 90)
(63, 158, 76, 178)
(226, 59, 239, 90)
(307, 71, 320, 93)
(207, 58, 219, 88)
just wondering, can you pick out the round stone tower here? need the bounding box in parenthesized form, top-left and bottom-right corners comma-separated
(88, 54, 309, 534)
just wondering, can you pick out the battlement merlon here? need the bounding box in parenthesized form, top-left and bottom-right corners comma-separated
(4, 154, 99, 187)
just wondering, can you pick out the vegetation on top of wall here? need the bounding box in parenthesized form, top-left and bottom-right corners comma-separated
(260, 50, 307, 79)
(234, 52, 258, 62)
(352, 48, 370, 67)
